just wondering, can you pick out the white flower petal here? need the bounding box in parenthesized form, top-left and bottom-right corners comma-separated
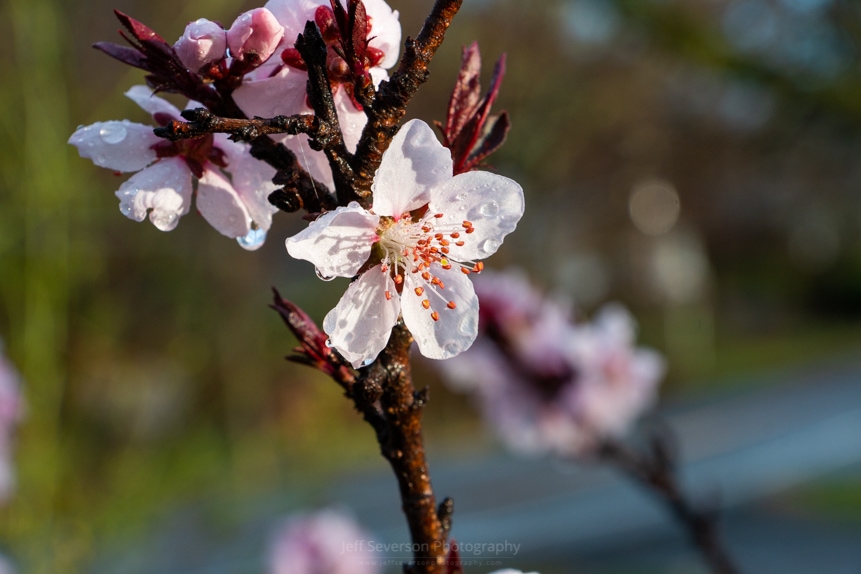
(218, 136, 279, 231)
(69, 120, 160, 172)
(372, 119, 452, 217)
(286, 203, 379, 278)
(402, 266, 479, 360)
(430, 170, 524, 261)
(114, 157, 192, 231)
(334, 89, 368, 152)
(364, 0, 401, 69)
(264, 0, 324, 39)
(196, 166, 252, 238)
(284, 133, 335, 190)
(323, 267, 400, 368)
(124, 85, 181, 120)
(233, 67, 308, 119)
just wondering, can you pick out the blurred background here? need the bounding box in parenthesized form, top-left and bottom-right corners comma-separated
(1, 0, 860, 572)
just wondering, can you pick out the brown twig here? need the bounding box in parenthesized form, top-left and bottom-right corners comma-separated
(351, 0, 464, 202)
(599, 433, 742, 574)
(357, 323, 448, 574)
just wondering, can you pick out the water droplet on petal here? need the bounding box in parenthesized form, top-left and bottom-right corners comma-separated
(119, 203, 132, 216)
(479, 239, 499, 254)
(458, 314, 476, 336)
(479, 201, 499, 217)
(315, 268, 336, 281)
(99, 123, 127, 144)
(360, 358, 374, 367)
(454, 192, 469, 201)
(443, 342, 460, 356)
(325, 338, 334, 348)
(237, 227, 267, 250)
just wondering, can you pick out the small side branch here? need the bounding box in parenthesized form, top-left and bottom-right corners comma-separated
(295, 21, 359, 206)
(600, 433, 742, 574)
(154, 108, 321, 142)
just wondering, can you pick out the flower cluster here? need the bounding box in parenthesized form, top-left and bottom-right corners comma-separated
(69, 0, 401, 249)
(0, 341, 23, 503)
(287, 120, 524, 367)
(438, 269, 665, 456)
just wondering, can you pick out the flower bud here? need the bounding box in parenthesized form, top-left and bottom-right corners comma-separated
(174, 18, 227, 72)
(227, 8, 284, 65)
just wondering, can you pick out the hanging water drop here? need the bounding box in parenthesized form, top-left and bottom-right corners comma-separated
(479, 238, 499, 254)
(325, 338, 334, 348)
(237, 227, 267, 250)
(315, 268, 336, 281)
(99, 123, 127, 144)
(360, 358, 374, 367)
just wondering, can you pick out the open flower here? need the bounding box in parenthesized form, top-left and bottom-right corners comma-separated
(438, 270, 665, 456)
(286, 119, 524, 367)
(69, 86, 279, 249)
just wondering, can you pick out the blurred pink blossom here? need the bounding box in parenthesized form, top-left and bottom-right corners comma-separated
(438, 269, 665, 456)
(268, 508, 379, 574)
(0, 341, 24, 502)
(174, 18, 227, 72)
(68, 86, 279, 249)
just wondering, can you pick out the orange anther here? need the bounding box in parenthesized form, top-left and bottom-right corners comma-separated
(381, 264, 388, 272)
(461, 268, 471, 275)
(455, 241, 465, 246)
(394, 274, 404, 284)
(414, 287, 424, 296)
(466, 227, 475, 234)
(450, 232, 460, 239)
(442, 264, 452, 270)
(385, 291, 392, 300)
(441, 247, 450, 254)
(439, 239, 450, 246)
(435, 233, 444, 240)
(447, 301, 457, 309)
(422, 271, 431, 281)
(473, 262, 484, 272)
(431, 311, 440, 321)
(422, 299, 431, 309)
(434, 213, 444, 218)
(462, 221, 473, 228)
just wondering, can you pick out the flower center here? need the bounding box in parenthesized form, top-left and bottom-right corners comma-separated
(374, 210, 483, 321)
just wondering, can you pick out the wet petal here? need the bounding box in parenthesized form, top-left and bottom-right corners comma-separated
(372, 119, 452, 217)
(363, 0, 401, 69)
(174, 18, 227, 72)
(114, 157, 192, 231)
(196, 166, 252, 238)
(69, 120, 160, 172)
(402, 266, 479, 360)
(125, 85, 182, 120)
(283, 133, 335, 190)
(264, 0, 325, 39)
(218, 136, 279, 231)
(286, 203, 379, 278)
(430, 170, 524, 261)
(323, 267, 400, 368)
(233, 67, 308, 120)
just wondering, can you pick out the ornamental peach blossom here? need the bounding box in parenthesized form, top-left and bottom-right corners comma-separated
(68, 86, 279, 250)
(286, 119, 524, 367)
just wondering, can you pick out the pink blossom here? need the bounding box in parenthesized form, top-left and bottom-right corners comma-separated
(286, 120, 524, 367)
(233, 0, 401, 188)
(174, 18, 227, 71)
(438, 270, 665, 456)
(0, 341, 24, 503)
(68, 86, 279, 249)
(268, 509, 379, 574)
(227, 8, 284, 66)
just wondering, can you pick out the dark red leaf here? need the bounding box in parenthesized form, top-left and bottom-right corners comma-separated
(445, 42, 482, 141)
(93, 42, 147, 69)
(465, 111, 510, 171)
(445, 543, 463, 574)
(114, 9, 167, 45)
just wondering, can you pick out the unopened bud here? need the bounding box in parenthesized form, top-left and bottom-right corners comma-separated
(174, 18, 227, 72)
(227, 8, 284, 66)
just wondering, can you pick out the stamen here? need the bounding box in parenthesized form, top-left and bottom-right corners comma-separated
(473, 262, 484, 272)
(394, 274, 403, 285)
(422, 299, 431, 309)
(385, 291, 392, 300)
(466, 227, 475, 234)
(421, 271, 431, 280)
(431, 311, 440, 321)
(447, 301, 457, 309)
(414, 287, 424, 296)
(434, 213, 444, 219)
(450, 232, 460, 239)
(461, 268, 471, 275)
(455, 241, 465, 247)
